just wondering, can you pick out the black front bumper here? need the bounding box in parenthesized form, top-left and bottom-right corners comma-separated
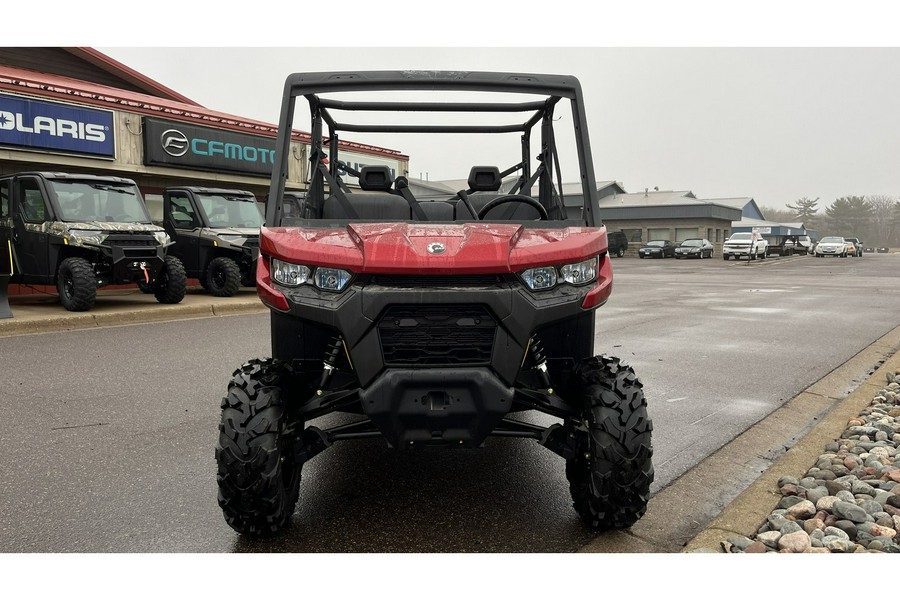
(359, 367, 514, 448)
(101, 235, 166, 285)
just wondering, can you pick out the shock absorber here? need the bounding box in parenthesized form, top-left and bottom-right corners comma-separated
(317, 336, 344, 392)
(528, 336, 552, 391)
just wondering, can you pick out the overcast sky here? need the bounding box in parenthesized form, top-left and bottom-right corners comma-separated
(16, 1, 898, 212)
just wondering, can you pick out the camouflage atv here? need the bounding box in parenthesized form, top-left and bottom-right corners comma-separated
(161, 186, 262, 297)
(0, 172, 186, 311)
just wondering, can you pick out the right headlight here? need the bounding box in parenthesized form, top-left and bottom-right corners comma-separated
(560, 256, 598, 285)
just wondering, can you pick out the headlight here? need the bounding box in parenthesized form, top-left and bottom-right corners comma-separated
(560, 257, 598, 286)
(153, 231, 171, 245)
(217, 234, 245, 245)
(521, 256, 598, 291)
(68, 229, 103, 239)
(314, 267, 352, 291)
(521, 266, 558, 290)
(67, 230, 106, 245)
(271, 258, 310, 287)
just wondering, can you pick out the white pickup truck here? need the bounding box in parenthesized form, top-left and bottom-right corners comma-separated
(723, 232, 768, 260)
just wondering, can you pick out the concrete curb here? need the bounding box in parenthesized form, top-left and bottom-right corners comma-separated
(680, 325, 900, 553)
(0, 297, 266, 337)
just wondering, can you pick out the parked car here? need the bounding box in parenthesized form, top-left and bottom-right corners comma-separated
(638, 240, 676, 258)
(844, 237, 863, 257)
(607, 231, 629, 257)
(814, 236, 847, 257)
(722, 232, 768, 260)
(675, 238, 713, 259)
(877, 247, 890, 253)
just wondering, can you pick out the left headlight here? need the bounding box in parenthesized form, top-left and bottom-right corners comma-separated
(217, 234, 245, 245)
(153, 231, 171, 246)
(520, 256, 599, 291)
(270, 258, 351, 292)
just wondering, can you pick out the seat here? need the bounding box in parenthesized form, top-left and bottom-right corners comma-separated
(418, 201, 455, 220)
(455, 166, 542, 220)
(358, 166, 394, 191)
(322, 193, 411, 220)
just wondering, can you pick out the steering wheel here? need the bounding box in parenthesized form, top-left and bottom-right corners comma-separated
(476, 195, 549, 220)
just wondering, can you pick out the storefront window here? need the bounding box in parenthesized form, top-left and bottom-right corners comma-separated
(675, 228, 697, 242)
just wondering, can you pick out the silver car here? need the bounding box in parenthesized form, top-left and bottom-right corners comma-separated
(814, 236, 847, 258)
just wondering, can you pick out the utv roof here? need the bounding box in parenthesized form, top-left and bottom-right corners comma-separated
(282, 70, 585, 97)
(5, 172, 139, 185)
(278, 70, 587, 136)
(168, 186, 257, 197)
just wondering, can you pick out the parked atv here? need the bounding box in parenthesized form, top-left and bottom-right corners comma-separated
(161, 186, 262, 296)
(0, 172, 185, 311)
(215, 71, 654, 536)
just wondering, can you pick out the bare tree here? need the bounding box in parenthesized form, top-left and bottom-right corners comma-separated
(866, 194, 898, 246)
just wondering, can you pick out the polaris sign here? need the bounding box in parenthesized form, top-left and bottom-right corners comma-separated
(143, 117, 276, 176)
(0, 93, 114, 157)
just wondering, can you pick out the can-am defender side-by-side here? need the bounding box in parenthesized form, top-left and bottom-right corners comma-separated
(0, 172, 186, 311)
(161, 186, 262, 297)
(215, 71, 654, 536)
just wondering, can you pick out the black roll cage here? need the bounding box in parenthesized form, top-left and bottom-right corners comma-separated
(265, 71, 601, 228)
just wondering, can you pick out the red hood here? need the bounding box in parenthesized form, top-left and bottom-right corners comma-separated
(259, 223, 608, 274)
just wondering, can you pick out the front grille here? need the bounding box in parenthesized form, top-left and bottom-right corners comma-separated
(104, 235, 158, 247)
(378, 304, 496, 366)
(104, 235, 159, 258)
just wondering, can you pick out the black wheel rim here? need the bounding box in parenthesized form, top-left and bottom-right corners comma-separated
(63, 274, 74, 299)
(212, 266, 226, 288)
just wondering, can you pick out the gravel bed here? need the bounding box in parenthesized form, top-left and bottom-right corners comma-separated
(722, 369, 900, 553)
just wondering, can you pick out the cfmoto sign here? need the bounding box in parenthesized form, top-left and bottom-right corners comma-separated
(144, 117, 276, 176)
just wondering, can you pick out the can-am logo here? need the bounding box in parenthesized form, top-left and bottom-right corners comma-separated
(0, 110, 107, 142)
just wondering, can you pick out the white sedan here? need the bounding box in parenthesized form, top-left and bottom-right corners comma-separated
(814, 236, 847, 258)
